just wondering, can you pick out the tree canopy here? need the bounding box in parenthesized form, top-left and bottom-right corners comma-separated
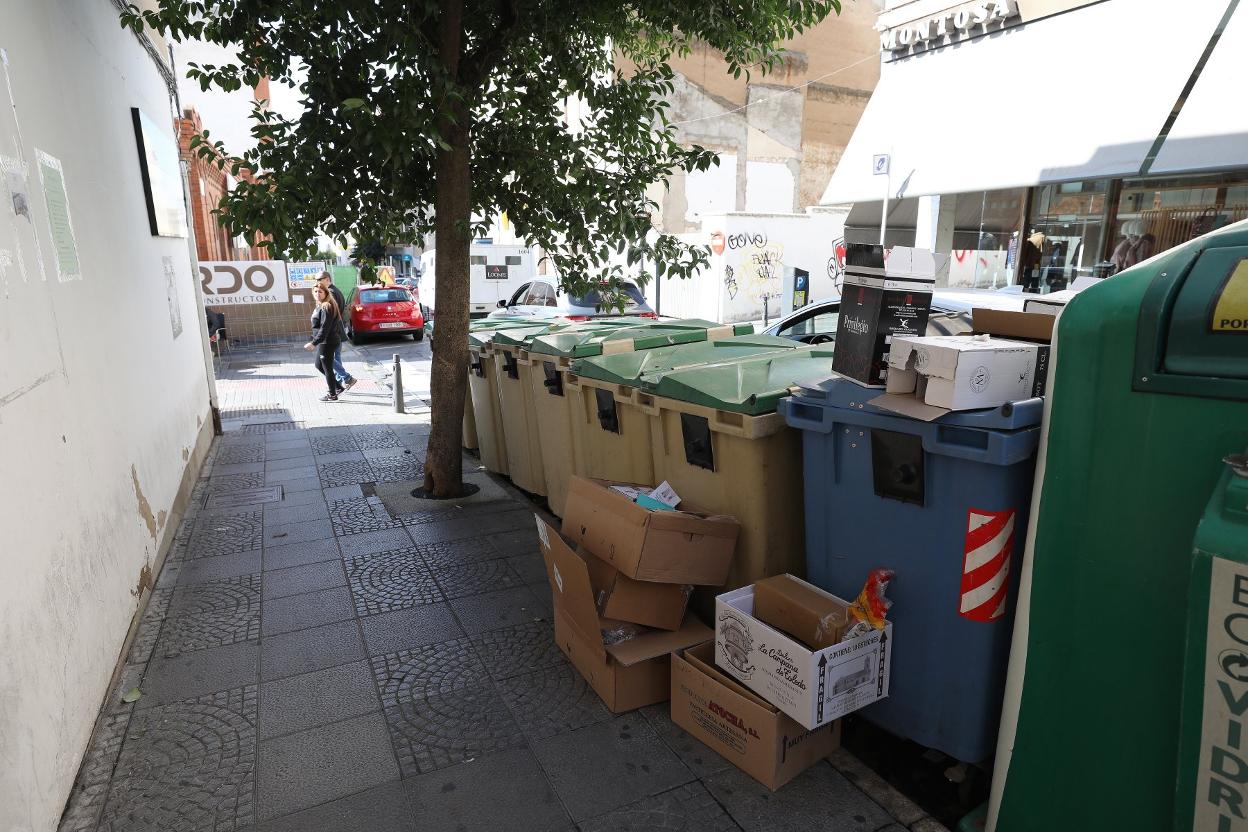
(124, 0, 840, 301)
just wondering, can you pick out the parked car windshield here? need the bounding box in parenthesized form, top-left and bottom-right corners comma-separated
(569, 283, 646, 310)
(360, 289, 409, 303)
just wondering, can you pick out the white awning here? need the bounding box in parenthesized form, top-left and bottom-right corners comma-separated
(820, 0, 1232, 205)
(1151, 5, 1248, 175)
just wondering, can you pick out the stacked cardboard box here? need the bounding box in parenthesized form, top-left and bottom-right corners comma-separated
(666, 574, 893, 791)
(536, 476, 741, 712)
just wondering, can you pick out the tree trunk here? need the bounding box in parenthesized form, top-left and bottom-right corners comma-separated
(423, 0, 472, 498)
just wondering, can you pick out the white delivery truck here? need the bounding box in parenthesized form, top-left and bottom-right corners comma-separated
(419, 243, 536, 318)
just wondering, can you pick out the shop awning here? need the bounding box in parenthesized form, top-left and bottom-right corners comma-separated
(820, 0, 1233, 205)
(1151, 4, 1248, 175)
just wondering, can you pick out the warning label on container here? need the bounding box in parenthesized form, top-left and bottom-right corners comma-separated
(1194, 557, 1248, 832)
(1211, 258, 1248, 333)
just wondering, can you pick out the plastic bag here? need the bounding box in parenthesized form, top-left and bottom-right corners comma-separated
(844, 568, 895, 640)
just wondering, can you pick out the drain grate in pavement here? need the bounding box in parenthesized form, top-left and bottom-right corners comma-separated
(207, 486, 283, 509)
(220, 404, 285, 419)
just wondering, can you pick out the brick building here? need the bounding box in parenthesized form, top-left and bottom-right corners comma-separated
(177, 106, 269, 262)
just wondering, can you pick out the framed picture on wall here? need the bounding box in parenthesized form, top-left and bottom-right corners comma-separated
(131, 107, 188, 238)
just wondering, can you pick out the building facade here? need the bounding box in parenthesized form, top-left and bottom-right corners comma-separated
(0, 2, 216, 830)
(821, 0, 1248, 290)
(630, 1, 882, 232)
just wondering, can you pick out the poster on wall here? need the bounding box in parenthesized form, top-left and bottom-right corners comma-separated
(35, 149, 81, 282)
(131, 107, 188, 238)
(287, 260, 326, 290)
(199, 260, 290, 305)
(163, 256, 183, 338)
(0, 48, 48, 289)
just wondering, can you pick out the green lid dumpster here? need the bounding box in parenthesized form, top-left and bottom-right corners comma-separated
(638, 346, 838, 588)
(561, 321, 753, 489)
(521, 319, 654, 516)
(985, 221, 1248, 832)
(467, 320, 545, 475)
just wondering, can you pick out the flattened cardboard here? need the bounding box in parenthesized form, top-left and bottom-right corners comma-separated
(753, 574, 850, 651)
(540, 515, 711, 712)
(584, 553, 690, 631)
(971, 308, 1055, 342)
(671, 642, 841, 791)
(562, 477, 739, 585)
(715, 583, 891, 731)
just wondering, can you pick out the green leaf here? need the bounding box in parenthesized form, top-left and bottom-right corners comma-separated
(121, 688, 142, 704)
(340, 98, 366, 111)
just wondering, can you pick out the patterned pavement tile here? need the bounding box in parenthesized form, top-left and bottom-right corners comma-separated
(187, 512, 263, 559)
(318, 460, 377, 488)
(216, 444, 266, 465)
(353, 426, 403, 449)
(57, 712, 130, 832)
(370, 458, 424, 483)
(433, 558, 526, 600)
(169, 574, 261, 615)
(347, 547, 443, 616)
(209, 471, 267, 493)
(382, 682, 526, 776)
(311, 433, 360, 455)
(414, 537, 502, 568)
(128, 589, 173, 665)
(99, 686, 257, 832)
(329, 496, 404, 536)
(370, 637, 489, 705)
(469, 620, 567, 681)
(579, 782, 741, 832)
(497, 663, 613, 741)
(157, 605, 262, 658)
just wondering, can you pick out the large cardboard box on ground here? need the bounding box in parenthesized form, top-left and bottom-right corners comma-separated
(538, 516, 711, 712)
(715, 582, 891, 731)
(831, 245, 944, 387)
(671, 642, 841, 790)
(871, 334, 1044, 421)
(561, 477, 740, 586)
(583, 554, 691, 631)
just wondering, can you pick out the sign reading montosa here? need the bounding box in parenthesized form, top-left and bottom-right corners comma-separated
(199, 260, 291, 305)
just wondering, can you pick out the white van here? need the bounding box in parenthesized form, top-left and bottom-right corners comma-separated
(418, 244, 536, 318)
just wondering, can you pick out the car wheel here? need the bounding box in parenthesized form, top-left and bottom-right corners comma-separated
(412, 329, 425, 342)
(349, 327, 364, 345)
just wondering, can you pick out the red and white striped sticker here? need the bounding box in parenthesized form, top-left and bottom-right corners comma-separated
(959, 508, 1015, 622)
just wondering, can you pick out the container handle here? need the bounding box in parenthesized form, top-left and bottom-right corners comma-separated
(779, 397, 836, 433)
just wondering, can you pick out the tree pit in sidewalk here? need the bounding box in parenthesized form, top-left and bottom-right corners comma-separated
(409, 482, 480, 501)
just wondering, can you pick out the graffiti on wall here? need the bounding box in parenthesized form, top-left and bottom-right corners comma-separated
(724, 264, 738, 300)
(740, 239, 784, 304)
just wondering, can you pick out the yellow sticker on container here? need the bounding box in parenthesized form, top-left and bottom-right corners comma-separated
(1212, 258, 1248, 333)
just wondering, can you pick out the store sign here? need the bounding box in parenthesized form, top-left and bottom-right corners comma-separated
(881, 0, 1019, 56)
(287, 260, 326, 290)
(199, 260, 290, 305)
(485, 264, 509, 280)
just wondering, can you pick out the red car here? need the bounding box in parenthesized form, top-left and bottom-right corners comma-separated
(345, 285, 425, 344)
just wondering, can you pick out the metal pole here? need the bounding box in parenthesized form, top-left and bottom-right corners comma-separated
(392, 354, 405, 413)
(880, 168, 890, 247)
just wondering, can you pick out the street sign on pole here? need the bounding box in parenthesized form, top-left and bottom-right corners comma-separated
(875, 154, 891, 246)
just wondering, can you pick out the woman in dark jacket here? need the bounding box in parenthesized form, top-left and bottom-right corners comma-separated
(305, 285, 344, 401)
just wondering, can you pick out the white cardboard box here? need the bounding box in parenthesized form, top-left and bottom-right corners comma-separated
(874, 334, 1040, 418)
(1022, 276, 1103, 315)
(715, 585, 891, 731)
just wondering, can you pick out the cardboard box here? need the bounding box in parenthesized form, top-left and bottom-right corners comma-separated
(871, 334, 1043, 420)
(562, 477, 740, 586)
(715, 582, 891, 730)
(831, 245, 946, 387)
(971, 308, 1055, 342)
(753, 574, 851, 651)
(584, 554, 691, 631)
(538, 516, 711, 712)
(671, 642, 841, 791)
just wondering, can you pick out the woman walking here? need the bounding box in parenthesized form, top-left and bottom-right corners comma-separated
(305, 284, 344, 401)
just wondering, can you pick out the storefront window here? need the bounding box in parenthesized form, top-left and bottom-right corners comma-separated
(1022, 179, 1112, 293)
(943, 188, 1026, 290)
(1111, 172, 1248, 272)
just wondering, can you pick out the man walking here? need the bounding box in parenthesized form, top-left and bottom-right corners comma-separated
(316, 272, 357, 392)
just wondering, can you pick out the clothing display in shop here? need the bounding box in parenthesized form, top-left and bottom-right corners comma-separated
(1019, 232, 1044, 291)
(1111, 220, 1154, 273)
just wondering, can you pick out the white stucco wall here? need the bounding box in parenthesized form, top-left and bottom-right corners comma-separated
(0, 2, 214, 831)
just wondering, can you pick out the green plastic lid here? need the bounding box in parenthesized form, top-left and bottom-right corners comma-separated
(492, 317, 650, 350)
(555, 319, 754, 359)
(641, 346, 837, 416)
(569, 334, 801, 386)
(467, 320, 547, 349)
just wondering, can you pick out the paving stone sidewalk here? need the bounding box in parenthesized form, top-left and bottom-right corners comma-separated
(59, 341, 945, 832)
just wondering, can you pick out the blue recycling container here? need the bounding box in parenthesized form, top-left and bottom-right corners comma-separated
(778, 376, 1043, 762)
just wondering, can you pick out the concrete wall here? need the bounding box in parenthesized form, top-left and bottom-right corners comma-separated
(0, 3, 215, 831)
